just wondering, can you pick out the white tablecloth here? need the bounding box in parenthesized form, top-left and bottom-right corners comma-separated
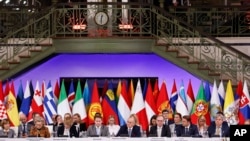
(0, 137, 230, 141)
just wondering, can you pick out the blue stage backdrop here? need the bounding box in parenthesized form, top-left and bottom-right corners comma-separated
(12, 53, 202, 96)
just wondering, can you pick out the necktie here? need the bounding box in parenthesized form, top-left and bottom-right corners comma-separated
(23, 124, 26, 134)
(128, 128, 132, 137)
(165, 120, 168, 125)
(185, 128, 189, 135)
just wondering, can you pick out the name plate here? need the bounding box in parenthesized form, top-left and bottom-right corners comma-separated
(149, 137, 165, 141)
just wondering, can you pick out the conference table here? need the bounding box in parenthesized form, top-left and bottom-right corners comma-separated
(0, 137, 230, 141)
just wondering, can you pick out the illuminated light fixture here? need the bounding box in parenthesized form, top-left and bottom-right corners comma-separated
(119, 24, 133, 29)
(5, 0, 10, 4)
(72, 24, 86, 30)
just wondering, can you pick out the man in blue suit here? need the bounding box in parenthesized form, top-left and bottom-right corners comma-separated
(176, 115, 199, 137)
(207, 114, 230, 137)
(116, 115, 141, 137)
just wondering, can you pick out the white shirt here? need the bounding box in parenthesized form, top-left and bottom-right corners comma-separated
(157, 126, 162, 137)
(107, 124, 120, 136)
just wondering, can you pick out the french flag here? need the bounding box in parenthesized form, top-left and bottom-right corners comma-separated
(238, 80, 250, 124)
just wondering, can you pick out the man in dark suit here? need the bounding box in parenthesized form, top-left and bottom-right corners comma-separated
(207, 114, 230, 137)
(162, 109, 174, 125)
(176, 115, 199, 137)
(18, 113, 28, 137)
(70, 113, 87, 137)
(149, 115, 171, 137)
(116, 115, 141, 137)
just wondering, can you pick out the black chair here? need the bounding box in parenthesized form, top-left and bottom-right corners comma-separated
(0, 136, 8, 138)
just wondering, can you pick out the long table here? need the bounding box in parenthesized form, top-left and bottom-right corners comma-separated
(0, 137, 230, 141)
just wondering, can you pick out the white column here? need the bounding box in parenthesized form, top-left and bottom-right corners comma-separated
(87, 0, 98, 36)
(122, 0, 128, 24)
(107, 0, 115, 36)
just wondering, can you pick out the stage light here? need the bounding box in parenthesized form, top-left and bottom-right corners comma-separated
(119, 24, 133, 29)
(5, 0, 10, 4)
(72, 24, 86, 30)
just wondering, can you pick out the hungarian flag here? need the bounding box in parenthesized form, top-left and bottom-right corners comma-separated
(191, 81, 211, 125)
(88, 80, 102, 125)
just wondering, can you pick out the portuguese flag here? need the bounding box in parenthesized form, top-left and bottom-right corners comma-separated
(191, 81, 211, 125)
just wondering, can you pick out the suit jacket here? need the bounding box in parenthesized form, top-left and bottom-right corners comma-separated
(17, 123, 28, 137)
(207, 122, 230, 137)
(164, 119, 174, 125)
(176, 124, 199, 137)
(29, 126, 50, 138)
(169, 123, 181, 133)
(70, 122, 87, 137)
(86, 125, 109, 137)
(149, 125, 171, 137)
(0, 129, 15, 138)
(57, 124, 70, 137)
(116, 125, 141, 137)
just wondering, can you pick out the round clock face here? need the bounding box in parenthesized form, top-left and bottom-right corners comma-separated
(94, 12, 109, 26)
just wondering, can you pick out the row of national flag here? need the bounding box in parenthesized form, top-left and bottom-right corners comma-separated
(0, 79, 249, 129)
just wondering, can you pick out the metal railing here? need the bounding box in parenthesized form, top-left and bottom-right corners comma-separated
(0, 2, 249, 84)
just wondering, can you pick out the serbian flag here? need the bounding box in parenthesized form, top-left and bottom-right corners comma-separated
(238, 80, 250, 124)
(131, 79, 148, 131)
(156, 81, 171, 118)
(88, 80, 102, 125)
(102, 81, 119, 125)
(191, 81, 211, 125)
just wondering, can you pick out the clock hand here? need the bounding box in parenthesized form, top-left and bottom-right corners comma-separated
(100, 15, 103, 24)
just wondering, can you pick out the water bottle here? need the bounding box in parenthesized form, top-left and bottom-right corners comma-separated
(203, 131, 208, 138)
(143, 130, 147, 137)
(173, 130, 177, 137)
